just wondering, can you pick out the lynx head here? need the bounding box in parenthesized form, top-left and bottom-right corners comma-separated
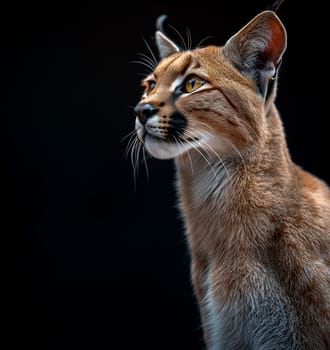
(133, 11, 287, 160)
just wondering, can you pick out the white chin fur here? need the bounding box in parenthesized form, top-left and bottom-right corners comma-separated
(144, 136, 192, 159)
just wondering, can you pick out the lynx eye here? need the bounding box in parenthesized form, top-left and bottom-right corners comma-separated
(145, 80, 156, 95)
(184, 75, 205, 93)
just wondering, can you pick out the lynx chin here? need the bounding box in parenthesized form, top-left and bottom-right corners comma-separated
(129, 9, 330, 350)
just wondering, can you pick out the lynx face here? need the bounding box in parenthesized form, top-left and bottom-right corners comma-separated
(135, 48, 257, 159)
(135, 47, 263, 158)
(134, 11, 286, 160)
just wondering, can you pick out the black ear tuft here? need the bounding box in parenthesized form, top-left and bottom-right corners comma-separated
(155, 15, 180, 59)
(156, 14, 168, 33)
(268, 0, 285, 12)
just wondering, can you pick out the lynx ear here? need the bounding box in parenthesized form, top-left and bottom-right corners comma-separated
(155, 15, 180, 59)
(223, 10, 287, 99)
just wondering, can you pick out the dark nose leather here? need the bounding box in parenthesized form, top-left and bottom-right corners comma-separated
(134, 103, 159, 125)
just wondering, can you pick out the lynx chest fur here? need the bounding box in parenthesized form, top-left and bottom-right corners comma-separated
(132, 10, 330, 350)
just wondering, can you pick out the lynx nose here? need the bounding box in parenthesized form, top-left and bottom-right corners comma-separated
(134, 103, 159, 125)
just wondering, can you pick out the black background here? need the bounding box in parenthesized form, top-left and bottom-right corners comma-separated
(2, 1, 329, 349)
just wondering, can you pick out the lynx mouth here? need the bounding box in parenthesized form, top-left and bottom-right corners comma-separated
(135, 112, 201, 159)
(136, 111, 194, 143)
(142, 132, 201, 159)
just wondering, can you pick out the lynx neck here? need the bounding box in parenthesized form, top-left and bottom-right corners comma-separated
(174, 104, 295, 253)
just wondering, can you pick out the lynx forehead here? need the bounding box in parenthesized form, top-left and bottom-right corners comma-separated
(131, 9, 330, 350)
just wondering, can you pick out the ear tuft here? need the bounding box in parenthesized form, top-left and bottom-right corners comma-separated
(156, 14, 168, 33)
(155, 15, 180, 59)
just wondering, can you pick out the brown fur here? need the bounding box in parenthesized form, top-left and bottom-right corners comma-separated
(132, 10, 330, 349)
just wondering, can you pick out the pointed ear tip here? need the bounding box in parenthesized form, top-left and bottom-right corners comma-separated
(254, 10, 278, 22)
(258, 10, 286, 33)
(254, 10, 281, 23)
(156, 14, 168, 32)
(265, 9, 277, 14)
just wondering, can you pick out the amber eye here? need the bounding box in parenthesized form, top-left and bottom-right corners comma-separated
(184, 75, 205, 93)
(145, 80, 156, 95)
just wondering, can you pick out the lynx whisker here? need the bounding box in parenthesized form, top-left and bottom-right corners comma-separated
(195, 35, 213, 49)
(182, 130, 219, 179)
(129, 135, 139, 168)
(125, 134, 136, 160)
(135, 142, 144, 187)
(184, 127, 231, 181)
(202, 139, 231, 180)
(175, 136, 194, 174)
(126, 130, 151, 186)
(197, 135, 231, 181)
(130, 59, 155, 74)
(196, 120, 218, 134)
(168, 24, 188, 51)
(222, 138, 248, 175)
(142, 38, 158, 68)
(124, 129, 140, 158)
(136, 72, 152, 78)
(198, 118, 257, 169)
(127, 135, 138, 185)
(121, 129, 137, 145)
(142, 146, 150, 180)
(137, 52, 157, 69)
(135, 139, 144, 175)
(185, 140, 217, 178)
(185, 28, 192, 50)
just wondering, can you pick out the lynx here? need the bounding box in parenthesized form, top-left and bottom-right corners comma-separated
(131, 10, 330, 349)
